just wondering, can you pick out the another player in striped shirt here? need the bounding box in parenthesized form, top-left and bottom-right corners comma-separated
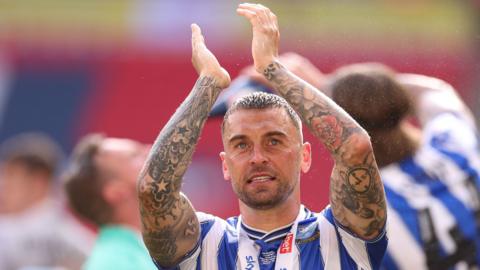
(137, 3, 388, 269)
(329, 63, 480, 269)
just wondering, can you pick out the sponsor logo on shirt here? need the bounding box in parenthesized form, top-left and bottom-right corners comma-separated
(245, 255, 255, 270)
(279, 233, 293, 254)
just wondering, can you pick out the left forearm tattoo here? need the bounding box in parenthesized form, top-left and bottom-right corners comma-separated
(264, 61, 386, 239)
(263, 62, 361, 154)
(330, 151, 386, 238)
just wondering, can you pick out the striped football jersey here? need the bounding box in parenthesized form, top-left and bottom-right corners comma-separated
(381, 113, 480, 269)
(153, 206, 387, 270)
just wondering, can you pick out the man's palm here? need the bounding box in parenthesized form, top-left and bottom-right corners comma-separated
(191, 24, 230, 89)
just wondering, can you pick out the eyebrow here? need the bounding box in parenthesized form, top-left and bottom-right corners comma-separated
(228, 131, 288, 144)
(264, 131, 288, 138)
(228, 135, 247, 144)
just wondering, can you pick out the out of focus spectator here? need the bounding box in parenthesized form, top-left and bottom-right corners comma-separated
(64, 134, 156, 270)
(0, 132, 94, 270)
(328, 64, 480, 269)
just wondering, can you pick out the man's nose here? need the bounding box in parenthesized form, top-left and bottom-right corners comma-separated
(250, 145, 268, 164)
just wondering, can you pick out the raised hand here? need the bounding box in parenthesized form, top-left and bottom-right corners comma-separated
(237, 3, 386, 240)
(240, 52, 328, 91)
(137, 24, 231, 268)
(237, 3, 279, 73)
(191, 23, 230, 89)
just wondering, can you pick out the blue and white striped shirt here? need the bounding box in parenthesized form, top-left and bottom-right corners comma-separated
(381, 113, 480, 269)
(154, 206, 387, 270)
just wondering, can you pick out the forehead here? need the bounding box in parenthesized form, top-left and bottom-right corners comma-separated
(97, 138, 143, 161)
(0, 161, 27, 176)
(223, 108, 297, 139)
(101, 138, 138, 152)
(95, 138, 143, 170)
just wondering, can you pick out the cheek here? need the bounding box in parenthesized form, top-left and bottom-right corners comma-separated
(2, 175, 28, 192)
(120, 163, 143, 186)
(225, 158, 247, 180)
(225, 158, 239, 175)
(229, 149, 250, 160)
(279, 152, 302, 174)
(1, 178, 29, 203)
(274, 147, 298, 159)
(134, 156, 146, 171)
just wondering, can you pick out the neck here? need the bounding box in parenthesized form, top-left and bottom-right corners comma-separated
(109, 217, 141, 232)
(111, 202, 142, 231)
(370, 122, 422, 168)
(239, 197, 301, 232)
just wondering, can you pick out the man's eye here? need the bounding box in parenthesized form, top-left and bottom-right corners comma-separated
(270, 139, 279, 145)
(236, 143, 247, 149)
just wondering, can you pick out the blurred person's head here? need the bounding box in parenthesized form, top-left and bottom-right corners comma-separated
(64, 134, 149, 229)
(220, 92, 311, 211)
(329, 63, 412, 133)
(0, 132, 62, 214)
(329, 63, 415, 167)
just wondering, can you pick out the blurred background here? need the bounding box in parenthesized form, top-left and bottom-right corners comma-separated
(0, 0, 479, 218)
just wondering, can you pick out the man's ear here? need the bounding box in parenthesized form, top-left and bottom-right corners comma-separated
(301, 142, 312, 173)
(103, 180, 121, 204)
(219, 152, 231, 181)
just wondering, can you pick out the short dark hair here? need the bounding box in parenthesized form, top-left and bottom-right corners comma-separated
(221, 92, 302, 136)
(329, 63, 412, 132)
(0, 132, 62, 178)
(63, 134, 113, 226)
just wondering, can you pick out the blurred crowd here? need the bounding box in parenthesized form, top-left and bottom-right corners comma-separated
(0, 133, 94, 270)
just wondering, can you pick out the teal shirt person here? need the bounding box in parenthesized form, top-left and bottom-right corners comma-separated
(83, 226, 155, 270)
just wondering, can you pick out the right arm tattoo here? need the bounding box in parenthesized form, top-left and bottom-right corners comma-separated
(137, 76, 222, 267)
(264, 61, 386, 239)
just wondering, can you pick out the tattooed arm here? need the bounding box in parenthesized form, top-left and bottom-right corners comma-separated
(237, 3, 386, 240)
(137, 24, 230, 267)
(264, 62, 386, 240)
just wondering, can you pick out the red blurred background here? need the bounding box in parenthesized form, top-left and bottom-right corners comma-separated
(0, 0, 479, 218)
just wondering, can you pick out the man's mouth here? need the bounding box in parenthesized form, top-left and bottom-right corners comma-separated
(247, 175, 276, 184)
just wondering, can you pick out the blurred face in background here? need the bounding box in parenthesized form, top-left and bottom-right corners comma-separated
(95, 138, 150, 213)
(0, 161, 50, 214)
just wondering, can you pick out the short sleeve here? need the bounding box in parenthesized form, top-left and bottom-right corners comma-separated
(319, 206, 388, 270)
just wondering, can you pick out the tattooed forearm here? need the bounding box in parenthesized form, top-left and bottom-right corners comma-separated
(143, 212, 199, 266)
(330, 151, 386, 239)
(138, 76, 222, 266)
(143, 227, 178, 263)
(264, 61, 386, 239)
(263, 61, 364, 154)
